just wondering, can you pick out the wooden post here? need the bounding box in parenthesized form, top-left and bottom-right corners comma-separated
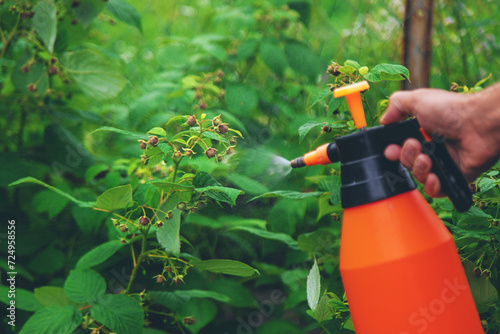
(402, 0, 435, 90)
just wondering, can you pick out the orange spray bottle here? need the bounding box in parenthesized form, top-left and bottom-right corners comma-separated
(291, 81, 483, 333)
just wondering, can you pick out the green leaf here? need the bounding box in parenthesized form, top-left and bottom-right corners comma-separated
(0, 286, 42, 312)
(250, 190, 323, 201)
(298, 121, 327, 142)
(96, 184, 133, 211)
(92, 126, 145, 139)
(33, 0, 57, 54)
(226, 174, 269, 195)
(309, 88, 332, 110)
(230, 226, 299, 250)
(201, 130, 228, 143)
(149, 291, 190, 310)
(193, 171, 220, 188)
(150, 181, 195, 192)
(474, 73, 492, 88)
(208, 279, 256, 308)
(180, 299, 217, 334)
(307, 259, 321, 311)
(313, 294, 334, 322)
(63, 49, 126, 100)
(9, 177, 94, 208)
(225, 84, 258, 116)
(255, 320, 301, 334)
(107, 0, 142, 31)
(34, 287, 73, 307)
(364, 63, 410, 82)
(339, 65, 356, 74)
(64, 269, 106, 304)
(19, 305, 82, 334)
(147, 127, 167, 137)
(157, 208, 181, 256)
(194, 259, 259, 277)
(33, 189, 69, 219)
(344, 60, 361, 69)
(76, 240, 125, 270)
(298, 230, 337, 254)
(195, 186, 244, 206)
(74, 0, 107, 26)
(91, 294, 144, 334)
(463, 259, 498, 305)
(177, 290, 231, 303)
(260, 42, 288, 76)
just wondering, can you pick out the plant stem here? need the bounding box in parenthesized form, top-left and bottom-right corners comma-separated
(319, 323, 332, 334)
(362, 93, 375, 125)
(123, 226, 150, 294)
(0, 17, 20, 58)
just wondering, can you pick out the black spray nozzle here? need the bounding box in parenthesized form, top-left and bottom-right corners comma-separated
(290, 156, 306, 168)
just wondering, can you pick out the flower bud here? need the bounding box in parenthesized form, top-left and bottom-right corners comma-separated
(138, 140, 147, 149)
(148, 136, 159, 146)
(139, 216, 150, 226)
(212, 116, 222, 126)
(205, 147, 216, 159)
(218, 124, 229, 134)
(186, 115, 197, 127)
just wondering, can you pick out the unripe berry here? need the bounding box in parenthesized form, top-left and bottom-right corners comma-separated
(326, 62, 340, 76)
(450, 83, 459, 91)
(322, 125, 332, 133)
(138, 140, 147, 149)
(28, 84, 37, 92)
(118, 224, 128, 233)
(183, 316, 196, 325)
(186, 115, 197, 127)
(189, 207, 196, 214)
(139, 216, 150, 226)
(212, 116, 221, 126)
(156, 221, 163, 228)
(49, 66, 58, 75)
(342, 76, 350, 83)
(225, 146, 234, 155)
(183, 148, 193, 157)
(469, 183, 479, 194)
(198, 101, 207, 110)
(166, 211, 173, 219)
(205, 147, 216, 159)
(172, 276, 183, 285)
(156, 275, 165, 283)
(229, 136, 237, 145)
(473, 267, 482, 277)
(71, 18, 78, 25)
(491, 219, 499, 227)
(218, 124, 229, 134)
(217, 70, 224, 78)
(148, 136, 159, 146)
(19, 11, 28, 19)
(72, 0, 81, 8)
(177, 202, 187, 211)
(22, 65, 29, 73)
(216, 155, 223, 163)
(173, 150, 182, 159)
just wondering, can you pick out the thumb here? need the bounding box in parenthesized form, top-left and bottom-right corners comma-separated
(380, 91, 418, 124)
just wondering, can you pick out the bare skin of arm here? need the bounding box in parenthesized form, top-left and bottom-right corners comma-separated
(380, 82, 500, 197)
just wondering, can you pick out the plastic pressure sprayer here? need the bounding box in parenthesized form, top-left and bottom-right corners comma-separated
(291, 81, 483, 333)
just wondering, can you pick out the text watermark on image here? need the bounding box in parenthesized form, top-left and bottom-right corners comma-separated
(6, 219, 17, 327)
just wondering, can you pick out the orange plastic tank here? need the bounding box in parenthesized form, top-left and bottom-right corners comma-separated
(340, 190, 483, 334)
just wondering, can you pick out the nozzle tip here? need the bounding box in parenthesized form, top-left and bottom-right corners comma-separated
(290, 157, 306, 168)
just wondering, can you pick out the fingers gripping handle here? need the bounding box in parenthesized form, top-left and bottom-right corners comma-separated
(422, 139, 473, 213)
(386, 119, 472, 212)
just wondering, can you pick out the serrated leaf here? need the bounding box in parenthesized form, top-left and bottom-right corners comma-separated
(307, 260, 320, 311)
(298, 121, 327, 142)
(64, 269, 106, 304)
(250, 190, 323, 201)
(180, 299, 217, 334)
(195, 186, 244, 206)
(202, 130, 228, 143)
(107, 0, 142, 31)
(339, 65, 356, 74)
(157, 208, 181, 256)
(33, 0, 57, 54)
(313, 294, 334, 322)
(147, 127, 167, 137)
(34, 287, 73, 307)
(309, 88, 332, 110)
(9, 177, 94, 208)
(463, 259, 498, 305)
(0, 286, 42, 312)
(76, 240, 125, 270)
(95, 184, 133, 211)
(230, 226, 299, 250)
(91, 294, 144, 334)
(150, 181, 195, 191)
(194, 259, 259, 277)
(176, 290, 231, 303)
(193, 171, 220, 188)
(285, 43, 322, 81)
(19, 305, 82, 334)
(63, 49, 126, 100)
(364, 63, 410, 82)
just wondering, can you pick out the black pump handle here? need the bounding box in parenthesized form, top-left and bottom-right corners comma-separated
(384, 119, 472, 212)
